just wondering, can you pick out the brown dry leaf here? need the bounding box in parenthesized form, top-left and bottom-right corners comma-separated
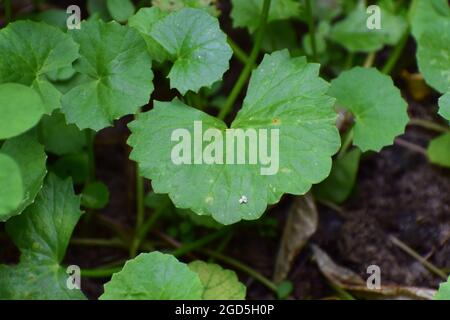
(311, 245, 436, 300)
(273, 193, 318, 283)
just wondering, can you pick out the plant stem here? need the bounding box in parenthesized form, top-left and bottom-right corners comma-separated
(390, 235, 448, 280)
(218, 0, 271, 121)
(408, 118, 450, 133)
(81, 266, 122, 278)
(129, 199, 170, 257)
(395, 138, 427, 155)
(363, 52, 376, 68)
(305, 0, 317, 61)
(337, 129, 354, 159)
(344, 52, 355, 70)
(171, 228, 229, 257)
(201, 249, 278, 293)
(227, 37, 250, 65)
(71, 237, 125, 248)
(85, 130, 96, 182)
(3, 0, 12, 25)
(382, 30, 409, 75)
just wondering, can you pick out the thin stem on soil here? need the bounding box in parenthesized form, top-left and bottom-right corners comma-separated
(337, 129, 354, 159)
(382, 30, 409, 75)
(227, 37, 250, 65)
(408, 118, 450, 133)
(200, 249, 278, 293)
(395, 138, 427, 155)
(170, 228, 230, 257)
(390, 235, 448, 280)
(305, 0, 317, 61)
(363, 52, 376, 68)
(208, 230, 234, 263)
(81, 265, 123, 278)
(218, 0, 271, 121)
(129, 198, 170, 257)
(71, 237, 125, 248)
(85, 129, 96, 182)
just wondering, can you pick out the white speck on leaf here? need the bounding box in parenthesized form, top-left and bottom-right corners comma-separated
(239, 195, 248, 204)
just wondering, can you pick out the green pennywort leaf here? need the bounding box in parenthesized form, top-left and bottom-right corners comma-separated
(330, 2, 407, 52)
(61, 19, 153, 131)
(0, 21, 79, 113)
(128, 50, 340, 224)
(0, 153, 23, 216)
(416, 20, 450, 94)
(0, 132, 47, 222)
(152, 0, 220, 16)
(439, 92, 450, 121)
(231, 0, 302, 33)
(0, 83, 45, 140)
(313, 147, 361, 204)
(129, 7, 232, 94)
(0, 174, 85, 299)
(328, 67, 409, 152)
(107, 0, 135, 22)
(100, 252, 203, 299)
(81, 181, 110, 209)
(427, 133, 450, 168)
(435, 276, 450, 300)
(39, 111, 86, 156)
(188, 261, 246, 300)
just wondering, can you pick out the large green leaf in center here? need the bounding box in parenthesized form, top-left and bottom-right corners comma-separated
(128, 50, 340, 225)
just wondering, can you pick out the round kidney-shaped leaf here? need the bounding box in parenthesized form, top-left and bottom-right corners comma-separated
(0, 132, 47, 222)
(130, 7, 232, 94)
(62, 20, 153, 131)
(189, 261, 246, 300)
(0, 154, 23, 216)
(100, 252, 203, 300)
(329, 67, 409, 152)
(0, 83, 45, 140)
(439, 92, 450, 121)
(129, 50, 340, 224)
(0, 21, 79, 113)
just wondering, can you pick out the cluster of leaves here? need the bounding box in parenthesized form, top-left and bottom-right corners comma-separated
(0, 0, 449, 300)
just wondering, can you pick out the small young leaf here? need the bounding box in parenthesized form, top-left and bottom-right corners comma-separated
(39, 111, 86, 156)
(129, 50, 340, 224)
(416, 20, 450, 93)
(61, 20, 153, 131)
(51, 152, 89, 185)
(81, 181, 110, 209)
(427, 133, 450, 168)
(330, 3, 407, 52)
(0, 154, 23, 216)
(0, 174, 85, 299)
(435, 276, 450, 300)
(100, 252, 203, 299)
(106, 0, 135, 22)
(150, 8, 232, 94)
(276, 280, 294, 299)
(0, 21, 79, 113)
(0, 83, 45, 140)
(439, 92, 450, 121)
(328, 67, 409, 152)
(313, 147, 361, 204)
(0, 132, 47, 222)
(231, 0, 302, 33)
(409, 0, 450, 40)
(188, 261, 246, 300)
(87, 0, 111, 21)
(128, 7, 170, 63)
(152, 0, 220, 16)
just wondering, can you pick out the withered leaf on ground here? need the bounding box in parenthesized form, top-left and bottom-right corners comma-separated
(273, 193, 318, 283)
